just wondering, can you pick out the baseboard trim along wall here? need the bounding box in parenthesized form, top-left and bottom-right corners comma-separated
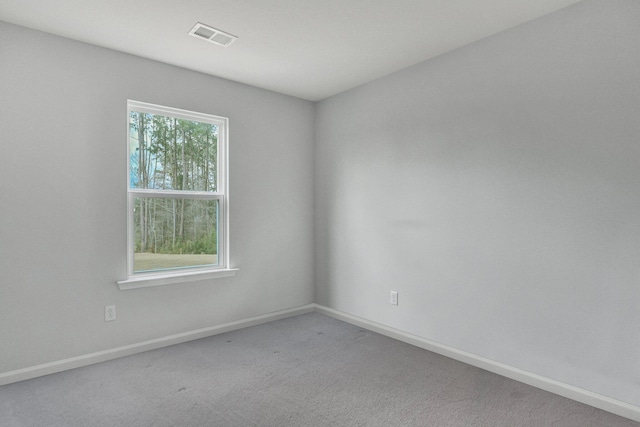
(2, 302, 639, 423)
(0, 304, 315, 387)
(313, 304, 640, 423)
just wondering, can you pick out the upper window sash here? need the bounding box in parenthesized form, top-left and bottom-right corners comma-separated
(127, 100, 228, 194)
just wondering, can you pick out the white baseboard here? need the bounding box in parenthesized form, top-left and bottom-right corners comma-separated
(0, 304, 315, 387)
(3, 302, 639, 423)
(313, 304, 640, 423)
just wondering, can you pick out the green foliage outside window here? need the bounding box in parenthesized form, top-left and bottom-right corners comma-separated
(130, 111, 219, 272)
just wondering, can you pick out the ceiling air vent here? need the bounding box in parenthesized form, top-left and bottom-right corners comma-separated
(189, 22, 237, 47)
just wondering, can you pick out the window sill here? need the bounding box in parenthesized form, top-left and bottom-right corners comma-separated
(117, 268, 238, 290)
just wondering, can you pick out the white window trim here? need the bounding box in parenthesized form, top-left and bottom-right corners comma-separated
(117, 100, 236, 290)
(117, 268, 239, 290)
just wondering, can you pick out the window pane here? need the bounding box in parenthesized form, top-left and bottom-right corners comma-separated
(133, 197, 218, 273)
(129, 111, 218, 192)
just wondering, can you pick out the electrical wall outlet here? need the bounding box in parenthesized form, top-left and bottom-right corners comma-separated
(390, 291, 398, 305)
(105, 305, 116, 322)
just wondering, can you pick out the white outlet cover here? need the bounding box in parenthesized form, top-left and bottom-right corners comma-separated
(390, 291, 398, 305)
(105, 305, 116, 321)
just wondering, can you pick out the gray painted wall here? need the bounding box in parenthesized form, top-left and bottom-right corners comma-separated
(315, 0, 640, 406)
(0, 22, 315, 372)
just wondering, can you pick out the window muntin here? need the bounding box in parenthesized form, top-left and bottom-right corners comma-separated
(127, 101, 229, 278)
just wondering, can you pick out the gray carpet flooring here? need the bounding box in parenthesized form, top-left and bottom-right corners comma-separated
(1, 312, 637, 426)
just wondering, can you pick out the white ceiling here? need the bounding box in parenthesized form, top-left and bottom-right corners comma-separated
(0, 0, 583, 101)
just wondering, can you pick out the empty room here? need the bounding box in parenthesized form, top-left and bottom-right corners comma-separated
(1, 0, 639, 425)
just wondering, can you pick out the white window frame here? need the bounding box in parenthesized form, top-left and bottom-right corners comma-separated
(117, 100, 237, 290)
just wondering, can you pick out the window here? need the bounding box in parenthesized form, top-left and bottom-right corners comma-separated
(118, 101, 236, 290)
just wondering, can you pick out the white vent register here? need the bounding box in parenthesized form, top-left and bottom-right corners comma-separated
(189, 22, 237, 47)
